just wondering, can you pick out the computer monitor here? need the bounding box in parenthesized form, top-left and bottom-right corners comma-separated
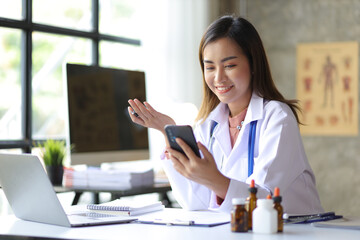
(65, 63, 149, 166)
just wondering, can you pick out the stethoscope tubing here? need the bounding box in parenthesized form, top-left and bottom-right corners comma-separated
(208, 121, 258, 177)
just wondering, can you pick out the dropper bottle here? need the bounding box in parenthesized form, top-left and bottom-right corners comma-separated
(246, 179, 257, 230)
(252, 194, 277, 234)
(273, 187, 283, 232)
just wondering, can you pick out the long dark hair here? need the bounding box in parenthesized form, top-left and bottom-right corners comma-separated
(196, 15, 301, 124)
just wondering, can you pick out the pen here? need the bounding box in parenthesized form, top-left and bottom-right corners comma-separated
(303, 215, 343, 224)
(153, 219, 195, 226)
(283, 212, 340, 224)
(131, 110, 139, 118)
(284, 211, 335, 220)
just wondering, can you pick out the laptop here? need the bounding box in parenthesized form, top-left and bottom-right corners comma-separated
(0, 153, 137, 227)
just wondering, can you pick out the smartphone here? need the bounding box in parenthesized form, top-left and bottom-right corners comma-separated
(164, 125, 201, 157)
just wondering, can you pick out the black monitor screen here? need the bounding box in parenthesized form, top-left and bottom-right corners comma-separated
(66, 63, 148, 164)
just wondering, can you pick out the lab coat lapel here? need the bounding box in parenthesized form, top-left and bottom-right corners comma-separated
(213, 122, 232, 158)
(207, 103, 232, 158)
(231, 93, 263, 148)
(207, 94, 264, 164)
(227, 93, 264, 170)
(243, 93, 263, 125)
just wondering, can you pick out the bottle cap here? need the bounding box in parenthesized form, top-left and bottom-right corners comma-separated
(232, 198, 246, 205)
(273, 187, 282, 203)
(257, 199, 273, 208)
(274, 187, 280, 197)
(249, 179, 258, 194)
(266, 194, 272, 199)
(250, 179, 255, 188)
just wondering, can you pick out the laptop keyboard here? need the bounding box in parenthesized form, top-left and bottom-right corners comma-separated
(71, 212, 119, 219)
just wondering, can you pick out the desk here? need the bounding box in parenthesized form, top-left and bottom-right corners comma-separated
(54, 183, 172, 207)
(0, 213, 359, 240)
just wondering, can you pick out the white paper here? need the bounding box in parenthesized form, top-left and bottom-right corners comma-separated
(137, 208, 230, 226)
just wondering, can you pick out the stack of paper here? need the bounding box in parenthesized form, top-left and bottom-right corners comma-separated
(63, 166, 154, 190)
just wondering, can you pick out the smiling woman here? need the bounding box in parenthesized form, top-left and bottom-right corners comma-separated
(203, 37, 252, 117)
(128, 15, 324, 215)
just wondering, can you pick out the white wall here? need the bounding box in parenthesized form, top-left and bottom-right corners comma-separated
(141, 0, 212, 163)
(247, 0, 360, 216)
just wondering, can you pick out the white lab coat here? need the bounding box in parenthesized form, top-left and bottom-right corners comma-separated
(162, 93, 324, 214)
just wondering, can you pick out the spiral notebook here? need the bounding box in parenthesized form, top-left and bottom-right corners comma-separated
(87, 200, 164, 216)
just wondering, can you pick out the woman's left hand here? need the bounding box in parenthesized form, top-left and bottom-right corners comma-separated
(166, 138, 230, 199)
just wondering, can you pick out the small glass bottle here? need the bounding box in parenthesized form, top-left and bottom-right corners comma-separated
(246, 179, 257, 230)
(252, 196, 278, 234)
(231, 198, 248, 232)
(273, 187, 283, 232)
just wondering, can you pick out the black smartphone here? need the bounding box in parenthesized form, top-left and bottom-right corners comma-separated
(164, 125, 201, 157)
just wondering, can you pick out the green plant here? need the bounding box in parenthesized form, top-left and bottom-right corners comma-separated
(38, 139, 66, 166)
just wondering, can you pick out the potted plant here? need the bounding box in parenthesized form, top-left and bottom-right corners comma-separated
(38, 139, 66, 186)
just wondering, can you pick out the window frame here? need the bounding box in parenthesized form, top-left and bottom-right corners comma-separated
(0, 0, 141, 152)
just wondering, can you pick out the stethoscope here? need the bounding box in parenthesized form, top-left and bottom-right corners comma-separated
(208, 120, 258, 177)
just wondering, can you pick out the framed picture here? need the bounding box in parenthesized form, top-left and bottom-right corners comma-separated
(296, 42, 358, 136)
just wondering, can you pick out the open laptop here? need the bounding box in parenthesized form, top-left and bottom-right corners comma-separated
(0, 153, 137, 227)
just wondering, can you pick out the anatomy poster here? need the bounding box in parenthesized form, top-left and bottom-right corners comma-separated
(296, 42, 358, 136)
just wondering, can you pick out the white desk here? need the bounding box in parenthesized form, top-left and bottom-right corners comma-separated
(0, 214, 359, 240)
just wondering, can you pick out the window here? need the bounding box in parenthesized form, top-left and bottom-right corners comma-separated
(0, 0, 22, 20)
(0, 0, 143, 153)
(0, 28, 22, 140)
(99, 0, 143, 39)
(100, 41, 143, 70)
(33, 0, 92, 31)
(32, 32, 92, 139)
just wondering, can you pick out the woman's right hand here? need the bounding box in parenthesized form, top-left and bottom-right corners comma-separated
(128, 99, 175, 135)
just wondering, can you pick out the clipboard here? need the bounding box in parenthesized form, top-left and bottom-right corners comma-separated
(137, 208, 230, 227)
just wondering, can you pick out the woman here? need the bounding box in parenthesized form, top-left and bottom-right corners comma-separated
(128, 16, 323, 214)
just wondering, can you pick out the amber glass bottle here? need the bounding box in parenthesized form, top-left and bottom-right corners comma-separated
(231, 198, 248, 232)
(246, 179, 257, 230)
(273, 187, 283, 232)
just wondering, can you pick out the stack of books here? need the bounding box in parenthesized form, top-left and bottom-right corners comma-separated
(63, 166, 154, 190)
